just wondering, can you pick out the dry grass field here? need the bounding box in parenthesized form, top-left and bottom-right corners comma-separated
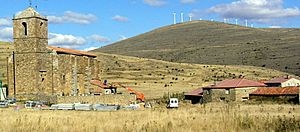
(0, 103, 299, 132)
(0, 43, 298, 132)
(95, 52, 288, 99)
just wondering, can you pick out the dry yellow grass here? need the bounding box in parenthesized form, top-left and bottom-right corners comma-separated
(0, 103, 299, 132)
(95, 52, 289, 99)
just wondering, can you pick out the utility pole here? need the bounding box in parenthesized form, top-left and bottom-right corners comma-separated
(13, 52, 16, 98)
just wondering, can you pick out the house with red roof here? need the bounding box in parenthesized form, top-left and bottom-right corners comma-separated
(184, 88, 203, 104)
(249, 87, 299, 104)
(202, 79, 267, 102)
(264, 76, 300, 87)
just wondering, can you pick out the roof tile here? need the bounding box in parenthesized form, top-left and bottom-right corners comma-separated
(185, 88, 203, 96)
(250, 87, 299, 95)
(265, 77, 293, 84)
(48, 46, 97, 58)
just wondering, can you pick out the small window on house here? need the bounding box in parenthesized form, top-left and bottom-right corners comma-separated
(225, 89, 230, 94)
(242, 97, 249, 101)
(220, 97, 225, 101)
(22, 22, 27, 36)
(40, 22, 43, 26)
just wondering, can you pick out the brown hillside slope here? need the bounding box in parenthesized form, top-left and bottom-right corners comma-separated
(95, 21, 300, 76)
(94, 52, 288, 99)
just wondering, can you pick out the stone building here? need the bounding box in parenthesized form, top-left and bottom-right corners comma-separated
(249, 87, 299, 104)
(264, 76, 300, 87)
(202, 79, 267, 103)
(7, 7, 100, 100)
(184, 88, 203, 104)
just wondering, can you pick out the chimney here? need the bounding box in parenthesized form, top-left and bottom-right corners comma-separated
(285, 75, 289, 79)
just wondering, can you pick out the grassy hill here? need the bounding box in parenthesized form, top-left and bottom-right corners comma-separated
(94, 52, 287, 99)
(95, 20, 300, 76)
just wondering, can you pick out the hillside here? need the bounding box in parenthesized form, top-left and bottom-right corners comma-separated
(95, 20, 300, 76)
(94, 52, 287, 99)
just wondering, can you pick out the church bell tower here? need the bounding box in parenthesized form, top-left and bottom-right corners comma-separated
(10, 7, 50, 99)
(13, 7, 48, 53)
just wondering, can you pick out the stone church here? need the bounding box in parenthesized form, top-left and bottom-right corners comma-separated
(7, 7, 100, 100)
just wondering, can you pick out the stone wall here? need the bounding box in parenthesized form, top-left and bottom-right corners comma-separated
(7, 52, 100, 100)
(203, 88, 236, 102)
(250, 95, 299, 104)
(203, 87, 261, 103)
(235, 87, 258, 101)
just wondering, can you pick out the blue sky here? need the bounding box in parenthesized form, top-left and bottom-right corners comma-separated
(0, 0, 300, 50)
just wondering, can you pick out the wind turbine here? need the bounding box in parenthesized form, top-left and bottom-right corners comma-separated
(173, 13, 176, 24)
(181, 12, 184, 23)
(189, 15, 192, 22)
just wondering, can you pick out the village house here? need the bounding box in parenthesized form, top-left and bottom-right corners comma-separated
(202, 79, 267, 103)
(184, 88, 203, 104)
(7, 7, 100, 100)
(249, 87, 299, 104)
(264, 76, 300, 87)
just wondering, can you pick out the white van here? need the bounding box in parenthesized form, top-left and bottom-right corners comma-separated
(167, 98, 179, 108)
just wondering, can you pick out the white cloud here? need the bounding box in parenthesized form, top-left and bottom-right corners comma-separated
(180, 0, 197, 4)
(89, 34, 110, 43)
(48, 33, 86, 49)
(48, 11, 97, 24)
(112, 15, 129, 22)
(209, 0, 300, 23)
(83, 46, 99, 51)
(144, 0, 166, 6)
(0, 18, 11, 26)
(0, 27, 13, 42)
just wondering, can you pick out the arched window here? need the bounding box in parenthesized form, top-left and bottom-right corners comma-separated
(22, 22, 27, 36)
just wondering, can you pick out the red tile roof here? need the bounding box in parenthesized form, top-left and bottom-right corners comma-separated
(204, 79, 267, 89)
(185, 88, 203, 96)
(47, 46, 97, 58)
(265, 77, 293, 84)
(250, 87, 299, 95)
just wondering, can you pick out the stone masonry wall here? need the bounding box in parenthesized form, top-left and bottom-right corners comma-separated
(235, 87, 258, 101)
(203, 88, 236, 103)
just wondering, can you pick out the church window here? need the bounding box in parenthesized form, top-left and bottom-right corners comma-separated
(22, 22, 27, 35)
